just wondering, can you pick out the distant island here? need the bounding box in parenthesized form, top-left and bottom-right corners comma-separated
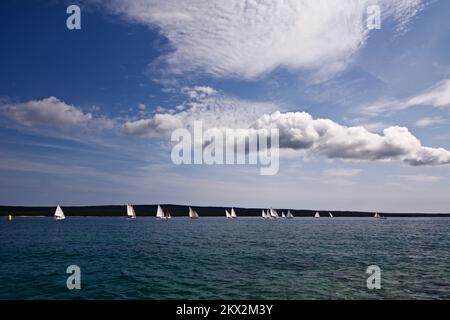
(1, 205, 449, 218)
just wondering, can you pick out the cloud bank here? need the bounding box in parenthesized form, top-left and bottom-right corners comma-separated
(95, 0, 425, 80)
(123, 89, 450, 167)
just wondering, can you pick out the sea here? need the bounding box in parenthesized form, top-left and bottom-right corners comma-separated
(0, 217, 449, 299)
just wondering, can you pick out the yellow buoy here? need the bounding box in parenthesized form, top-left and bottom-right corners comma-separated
(8, 215, 12, 221)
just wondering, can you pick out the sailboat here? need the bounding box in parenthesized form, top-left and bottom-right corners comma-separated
(189, 207, 199, 219)
(225, 210, 232, 219)
(54, 205, 65, 220)
(126, 204, 137, 220)
(281, 212, 286, 218)
(270, 208, 279, 219)
(329, 212, 334, 218)
(262, 210, 267, 219)
(286, 210, 294, 219)
(314, 211, 320, 218)
(230, 208, 237, 219)
(156, 205, 167, 220)
(374, 212, 386, 219)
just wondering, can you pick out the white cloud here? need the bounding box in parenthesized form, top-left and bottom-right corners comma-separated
(182, 86, 217, 99)
(361, 79, 450, 116)
(254, 111, 450, 166)
(96, 0, 425, 80)
(408, 79, 450, 108)
(415, 117, 445, 127)
(0, 96, 115, 130)
(123, 113, 184, 137)
(1, 96, 92, 127)
(323, 168, 362, 177)
(396, 174, 444, 183)
(122, 86, 280, 136)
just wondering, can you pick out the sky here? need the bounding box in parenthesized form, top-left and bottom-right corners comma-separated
(1, 0, 450, 212)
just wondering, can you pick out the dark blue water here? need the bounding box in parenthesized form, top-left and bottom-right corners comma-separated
(1, 217, 449, 299)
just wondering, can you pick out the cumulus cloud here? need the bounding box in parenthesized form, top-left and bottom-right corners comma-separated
(361, 79, 450, 116)
(0, 96, 115, 129)
(122, 88, 450, 167)
(253, 111, 450, 166)
(94, 0, 425, 80)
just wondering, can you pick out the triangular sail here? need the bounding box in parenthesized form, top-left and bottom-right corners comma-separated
(156, 205, 165, 218)
(54, 205, 65, 219)
(230, 208, 237, 218)
(286, 210, 294, 218)
(281, 212, 286, 218)
(127, 204, 136, 218)
(314, 211, 320, 218)
(329, 212, 333, 218)
(225, 210, 231, 218)
(270, 208, 279, 218)
(189, 207, 199, 219)
(374, 212, 380, 218)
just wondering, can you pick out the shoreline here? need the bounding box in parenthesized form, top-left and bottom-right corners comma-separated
(1, 205, 449, 218)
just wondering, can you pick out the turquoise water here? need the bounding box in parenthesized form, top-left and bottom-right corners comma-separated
(0, 217, 449, 299)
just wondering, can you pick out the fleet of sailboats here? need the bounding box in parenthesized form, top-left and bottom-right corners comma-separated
(47, 205, 384, 221)
(54, 205, 65, 220)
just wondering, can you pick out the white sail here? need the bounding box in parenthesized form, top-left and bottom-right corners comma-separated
(281, 212, 286, 218)
(262, 210, 268, 218)
(270, 208, 279, 218)
(230, 208, 237, 218)
(127, 204, 136, 218)
(156, 205, 165, 219)
(286, 210, 294, 219)
(225, 210, 231, 218)
(374, 212, 380, 218)
(189, 207, 199, 219)
(54, 205, 65, 220)
(314, 211, 320, 218)
(329, 212, 334, 218)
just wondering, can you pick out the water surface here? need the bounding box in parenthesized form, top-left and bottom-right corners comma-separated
(0, 217, 449, 299)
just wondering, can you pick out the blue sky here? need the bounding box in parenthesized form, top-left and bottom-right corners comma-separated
(1, 0, 450, 212)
